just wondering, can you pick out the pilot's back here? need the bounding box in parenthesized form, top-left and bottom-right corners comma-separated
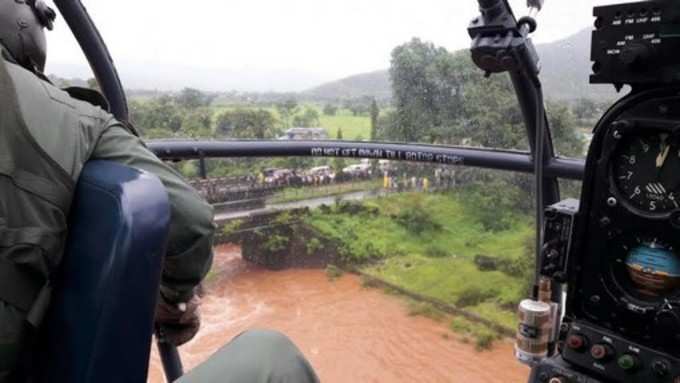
(1, 51, 115, 182)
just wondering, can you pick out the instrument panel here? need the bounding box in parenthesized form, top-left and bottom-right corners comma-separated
(560, 89, 680, 381)
(567, 89, 680, 359)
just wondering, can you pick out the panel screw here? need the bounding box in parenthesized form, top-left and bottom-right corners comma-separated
(607, 197, 618, 207)
(600, 217, 611, 227)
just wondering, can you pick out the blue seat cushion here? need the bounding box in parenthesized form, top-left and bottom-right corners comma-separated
(38, 161, 170, 383)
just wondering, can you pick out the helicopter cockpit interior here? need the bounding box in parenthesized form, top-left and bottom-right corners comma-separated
(14, 0, 680, 382)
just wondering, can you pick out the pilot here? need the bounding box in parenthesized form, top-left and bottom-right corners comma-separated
(0, 1, 318, 382)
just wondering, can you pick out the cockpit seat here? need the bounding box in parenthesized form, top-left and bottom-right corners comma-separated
(37, 161, 170, 383)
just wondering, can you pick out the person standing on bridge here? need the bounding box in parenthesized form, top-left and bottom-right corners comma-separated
(0, 2, 318, 383)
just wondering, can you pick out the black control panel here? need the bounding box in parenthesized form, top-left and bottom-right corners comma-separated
(540, 199, 579, 282)
(591, 1, 680, 86)
(531, 356, 603, 383)
(561, 321, 680, 382)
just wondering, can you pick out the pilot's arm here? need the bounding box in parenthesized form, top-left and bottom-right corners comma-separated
(92, 124, 215, 344)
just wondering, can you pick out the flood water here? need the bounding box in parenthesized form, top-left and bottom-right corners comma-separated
(148, 245, 529, 382)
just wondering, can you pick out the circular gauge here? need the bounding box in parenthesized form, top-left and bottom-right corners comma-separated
(613, 131, 680, 214)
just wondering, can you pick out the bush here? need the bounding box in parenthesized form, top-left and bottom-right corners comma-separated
(407, 302, 445, 321)
(473, 255, 498, 271)
(449, 317, 500, 351)
(326, 264, 344, 280)
(425, 245, 449, 258)
(396, 206, 442, 235)
(263, 234, 289, 253)
(306, 238, 324, 255)
(336, 201, 379, 216)
(455, 287, 498, 307)
(460, 180, 522, 232)
(475, 330, 497, 351)
(360, 275, 381, 288)
(222, 219, 244, 237)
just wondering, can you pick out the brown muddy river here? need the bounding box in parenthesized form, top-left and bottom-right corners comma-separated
(148, 245, 529, 382)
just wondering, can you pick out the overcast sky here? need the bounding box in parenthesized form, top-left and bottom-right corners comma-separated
(43, 0, 620, 91)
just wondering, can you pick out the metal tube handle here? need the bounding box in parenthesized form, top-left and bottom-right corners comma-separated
(156, 327, 184, 383)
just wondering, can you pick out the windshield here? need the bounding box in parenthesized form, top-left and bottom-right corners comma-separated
(44, 1, 624, 381)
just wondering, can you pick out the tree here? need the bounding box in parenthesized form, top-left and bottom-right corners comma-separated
(384, 37, 586, 212)
(333, 128, 346, 174)
(176, 88, 214, 109)
(323, 104, 338, 116)
(276, 99, 299, 129)
(216, 108, 278, 139)
(370, 98, 379, 141)
(547, 102, 586, 157)
(572, 98, 598, 120)
(181, 108, 213, 137)
(129, 96, 183, 135)
(387, 38, 467, 143)
(386, 38, 533, 149)
(292, 107, 321, 127)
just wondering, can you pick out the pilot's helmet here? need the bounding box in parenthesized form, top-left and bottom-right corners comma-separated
(0, 0, 56, 72)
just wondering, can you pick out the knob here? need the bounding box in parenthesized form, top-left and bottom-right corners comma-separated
(620, 43, 653, 70)
(617, 354, 640, 372)
(566, 334, 588, 351)
(652, 359, 670, 376)
(591, 343, 615, 361)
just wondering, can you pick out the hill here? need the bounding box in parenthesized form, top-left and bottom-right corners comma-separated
(537, 28, 618, 101)
(302, 70, 391, 101)
(303, 28, 621, 102)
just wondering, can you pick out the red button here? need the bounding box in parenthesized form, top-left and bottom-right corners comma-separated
(591, 344, 613, 361)
(567, 334, 587, 351)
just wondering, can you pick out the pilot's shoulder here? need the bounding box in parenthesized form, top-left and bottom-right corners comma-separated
(62, 86, 110, 112)
(3, 59, 112, 122)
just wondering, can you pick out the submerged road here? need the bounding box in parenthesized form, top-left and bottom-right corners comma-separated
(148, 245, 529, 383)
(213, 190, 387, 222)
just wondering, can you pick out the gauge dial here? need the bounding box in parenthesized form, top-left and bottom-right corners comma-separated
(613, 131, 680, 214)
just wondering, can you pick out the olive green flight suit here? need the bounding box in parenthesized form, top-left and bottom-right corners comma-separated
(177, 330, 320, 383)
(0, 46, 214, 380)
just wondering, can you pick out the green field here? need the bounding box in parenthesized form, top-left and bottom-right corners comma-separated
(318, 111, 371, 140)
(210, 104, 371, 140)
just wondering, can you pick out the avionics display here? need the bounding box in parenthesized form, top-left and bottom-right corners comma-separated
(591, 0, 680, 87)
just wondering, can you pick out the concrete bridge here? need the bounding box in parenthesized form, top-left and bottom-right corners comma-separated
(214, 189, 387, 225)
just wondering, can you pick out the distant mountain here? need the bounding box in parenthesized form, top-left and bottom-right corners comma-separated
(302, 70, 391, 101)
(537, 28, 619, 101)
(303, 28, 621, 102)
